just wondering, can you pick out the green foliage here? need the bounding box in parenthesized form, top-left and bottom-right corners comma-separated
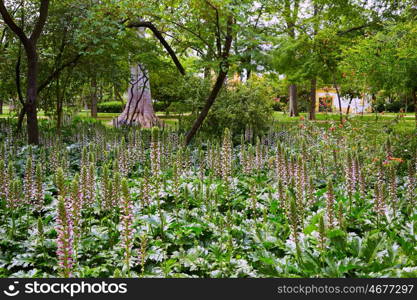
(0, 118, 416, 278)
(97, 101, 124, 113)
(341, 20, 417, 97)
(183, 77, 275, 138)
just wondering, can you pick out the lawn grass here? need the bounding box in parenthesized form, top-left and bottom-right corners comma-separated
(1, 105, 415, 131)
(272, 111, 416, 122)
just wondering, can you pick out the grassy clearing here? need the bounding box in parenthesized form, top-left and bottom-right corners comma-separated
(1, 106, 415, 132)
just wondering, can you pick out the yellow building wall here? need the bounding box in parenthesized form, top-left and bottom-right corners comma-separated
(314, 87, 372, 113)
(315, 87, 337, 112)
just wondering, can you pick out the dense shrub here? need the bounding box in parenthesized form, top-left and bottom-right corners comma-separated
(272, 97, 287, 111)
(182, 77, 275, 139)
(97, 101, 124, 113)
(152, 70, 211, 113)
(153, 101, 171, 112)
(385, 100, 403, 112)
(374, 98, 415, 113)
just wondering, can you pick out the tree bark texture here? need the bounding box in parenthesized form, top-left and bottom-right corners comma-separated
(25, 48, 40, 144)
(116, 63, 159, 128)
(91, 77, 98, 118)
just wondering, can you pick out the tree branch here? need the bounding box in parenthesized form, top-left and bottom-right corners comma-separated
(185, 15, 234, 145)
(37, 51, 84, 93)
(164, 19, 216, 55)
(29, 0, 49, 43)
(205, 0, 222, 56)
(0, 1, 28, 44)
(15, 44, 24, 106)
(127, 21, 186, 75)
(337, 22, 376, 36)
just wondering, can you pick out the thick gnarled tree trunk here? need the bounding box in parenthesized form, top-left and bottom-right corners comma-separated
(116, 63, 159, 127)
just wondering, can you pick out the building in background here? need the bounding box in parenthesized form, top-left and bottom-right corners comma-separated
(315, 86, 372, 114)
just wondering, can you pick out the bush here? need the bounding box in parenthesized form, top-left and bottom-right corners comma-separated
(97, 101, 124, 113)
(272, 97, 287, 111)
(373, 99, 414, 113)
(385, 100, 403, 112)
(373, 100, 385, 112)
(153, 101, 171, 112)
(182, 76, 275, 139)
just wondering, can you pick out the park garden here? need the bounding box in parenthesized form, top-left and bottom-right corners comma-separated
(0, 0, 416, 278)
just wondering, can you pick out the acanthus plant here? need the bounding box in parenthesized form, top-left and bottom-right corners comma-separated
(150, 127, 161, 177)
(406, 160, 416, 207)
(101, 164, 113, 210)
(56, 196, 75, 278)
(33, 163, 44, 210)
(23, 156, 34, 205)
(325, 178, 337, 228)
(0, 118, 416, 278)
(119, 178, 135, 276)
(0, 159, 6, 200)
(69, 175, 82, 252)
(221, 128, 233, 183)
(54, 167, 66, 197)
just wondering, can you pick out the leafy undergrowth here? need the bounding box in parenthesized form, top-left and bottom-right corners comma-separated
(0, 118, 416, 278)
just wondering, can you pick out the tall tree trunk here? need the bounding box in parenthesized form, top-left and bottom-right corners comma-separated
(56, 100, 62, 131)
(284, 0, 300, 117)
(413, 88, 417, 127)
(15, 43, 25, 132)
(56, 79, 63, 132)
(0, 0, 49, 145)
(91, 77, 98, 118)
(116, 28, 159, 128)
(288, 84, 298, 117)
(308, 3, 319, 121)
(26, 50, 39, 144)
(333, 83, 343, 123)
(26, 103, 38, 144)
(346, 95, 354, 116)
(309, 78, 316, 120)
(17, 105, 26, 133)
(116, 63, 159, 127)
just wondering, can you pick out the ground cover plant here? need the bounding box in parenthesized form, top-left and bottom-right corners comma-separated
(0, 117, 416, 278)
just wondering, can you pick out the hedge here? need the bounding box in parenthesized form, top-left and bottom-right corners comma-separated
(97, 101, 124, 113)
